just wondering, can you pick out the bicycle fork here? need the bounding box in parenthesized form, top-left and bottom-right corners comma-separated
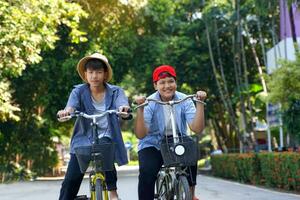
(89, 172, 108, 200)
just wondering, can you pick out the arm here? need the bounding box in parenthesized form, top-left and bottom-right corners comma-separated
(134, 96, 149, 139)
(189, 103, 205, 134)
(134, 107, 149, 139)
(57, 87, 80, 118)
(188, 91, 207, 134)
(114, 88, 131, 119)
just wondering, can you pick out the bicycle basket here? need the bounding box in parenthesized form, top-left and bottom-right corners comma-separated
(160, 136, 198, 167)
(74, 142, 116, 173)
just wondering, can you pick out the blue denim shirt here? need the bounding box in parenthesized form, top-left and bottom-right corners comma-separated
(66, 83, 129, 166)
(137, 91, 196, 151)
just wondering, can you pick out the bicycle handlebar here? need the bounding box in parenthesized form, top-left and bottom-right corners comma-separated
(134, 94, 206, 109)
(57, 109, 132, 122)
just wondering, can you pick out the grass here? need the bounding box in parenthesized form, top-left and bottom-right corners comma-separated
(128, 160, 139, 166)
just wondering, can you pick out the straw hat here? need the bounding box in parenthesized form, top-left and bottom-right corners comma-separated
(77, 53, 113, 82)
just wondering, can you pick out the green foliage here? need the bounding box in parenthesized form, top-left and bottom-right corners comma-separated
(253, 0, 278, 16)
(0, 0, 87, 180)
(143, 0, 175, 32)
(0, 0, 87, 78)
(0, 80, 20, 121)
(122, 131, 138, 161)
(0, 0, 87, 121)
(0, 115, 59, 181)
(283, 101, 300, 144)
(267, 54, 300, 143)
(0, 161, 35, 182)
(268, 55, 300, 110)
(259, 153, 300, 190)
(211, 153, 258, 183)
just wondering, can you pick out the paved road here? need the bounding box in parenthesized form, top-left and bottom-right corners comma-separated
(0, 173, 138, 200)
(196, 175, 300, 200)
(1, 168, 299, 200)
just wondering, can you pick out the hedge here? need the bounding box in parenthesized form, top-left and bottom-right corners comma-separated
(211, 152, 300, 191)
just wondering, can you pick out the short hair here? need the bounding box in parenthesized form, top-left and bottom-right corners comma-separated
(84, 58, 107, 71)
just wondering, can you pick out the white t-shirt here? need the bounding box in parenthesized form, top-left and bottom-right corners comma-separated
(91, 94, 111, 139)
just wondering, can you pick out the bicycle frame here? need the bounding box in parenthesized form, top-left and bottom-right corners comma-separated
(89, 117, 108, 200)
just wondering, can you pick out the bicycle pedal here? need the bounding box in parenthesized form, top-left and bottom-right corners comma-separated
(74, 195, 88, 200)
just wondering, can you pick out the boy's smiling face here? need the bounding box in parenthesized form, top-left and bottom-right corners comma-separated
(154, 76, 177, 101)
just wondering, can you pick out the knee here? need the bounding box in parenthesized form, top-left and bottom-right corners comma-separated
(62, 177, 75, 187)
(62, 174, 82, 187)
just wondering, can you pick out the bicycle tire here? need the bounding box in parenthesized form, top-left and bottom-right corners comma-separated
(95, 178, 103, 200)
(155, 172, 174, 200)
(175, 175, 192, 200)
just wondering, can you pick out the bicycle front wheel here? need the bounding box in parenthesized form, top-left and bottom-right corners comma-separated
(175, 175, 192, 200)
(155, 172, 174, 200)
(95, 178, 103, 200)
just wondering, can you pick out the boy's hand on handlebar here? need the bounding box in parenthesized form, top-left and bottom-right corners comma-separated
(57, 107, 74, 121)
(195, 91, 207, 101)
(118, 106, 132, 119)
(134, 96, 146, 105)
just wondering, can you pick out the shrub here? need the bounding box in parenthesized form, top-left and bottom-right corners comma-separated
(211, 152, 300, 191)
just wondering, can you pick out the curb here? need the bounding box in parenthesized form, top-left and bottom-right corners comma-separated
(116, 165, 139, 176)
(35, 165, 139, 181)
(198, 166, 212, 175)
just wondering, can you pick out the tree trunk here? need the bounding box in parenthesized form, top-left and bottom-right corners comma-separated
(204, 13, 240, 151)
(234, 0, 247, 152)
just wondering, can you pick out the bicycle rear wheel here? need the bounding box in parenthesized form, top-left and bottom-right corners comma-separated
(175, 175, 192, 200)
(95, 178, 103, 200)
(155, 172, 174, 200)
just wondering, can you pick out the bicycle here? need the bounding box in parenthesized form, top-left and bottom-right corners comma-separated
(58, 109, 131, 200)
(135, 94, 205, 200)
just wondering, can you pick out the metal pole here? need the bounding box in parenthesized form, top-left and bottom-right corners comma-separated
(266, 103, 272, 152)
(279, 104, 284, 149)
(279, 126, 284, 150)
(170, 106, 178, 144)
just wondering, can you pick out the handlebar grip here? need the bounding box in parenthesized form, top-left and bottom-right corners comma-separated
(57, 115, 72, 122)
(57, 110, 80, 122)
(123, 114, 133, 120)
(124, 108, 133, 120)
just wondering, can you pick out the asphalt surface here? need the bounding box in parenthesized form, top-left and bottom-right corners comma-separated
(1, 166, 299, 200)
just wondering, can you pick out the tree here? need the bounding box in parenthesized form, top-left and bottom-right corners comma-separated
(0, 0, 87, 181)
(268, 54, 300, 145)
(0, 0, 87, 121)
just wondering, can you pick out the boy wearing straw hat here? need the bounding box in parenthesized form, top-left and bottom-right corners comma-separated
(57, 53, 130, 200)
